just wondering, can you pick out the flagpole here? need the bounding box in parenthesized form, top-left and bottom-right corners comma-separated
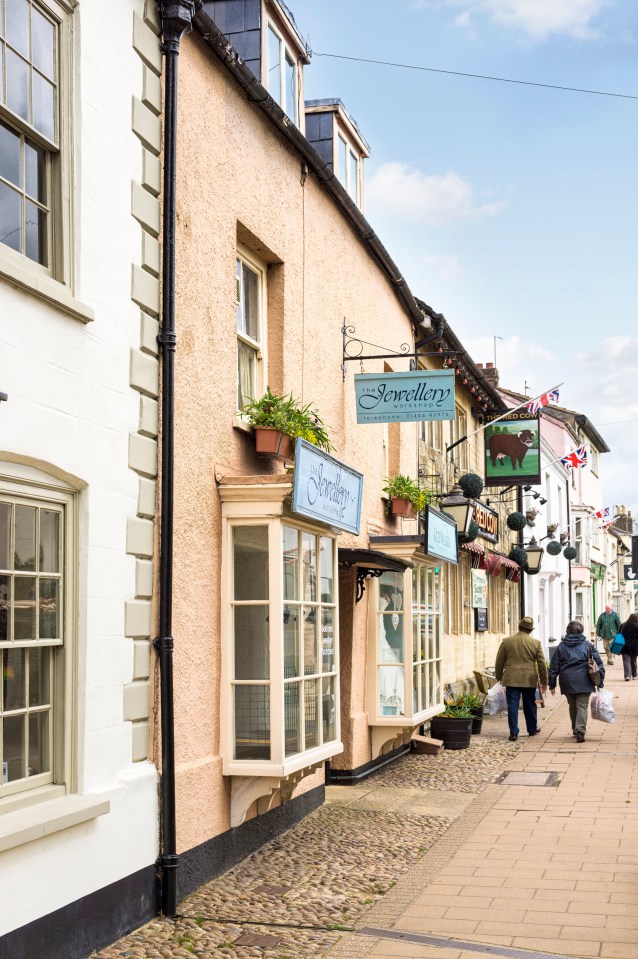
(446, 382, 564, 456)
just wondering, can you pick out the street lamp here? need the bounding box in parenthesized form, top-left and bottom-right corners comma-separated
(440, 484, 475, 537)
(524, 536, 544, 575)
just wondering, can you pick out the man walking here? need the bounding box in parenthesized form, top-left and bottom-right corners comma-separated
(596, 604, 621, 665)
(495, 616, 548, 742)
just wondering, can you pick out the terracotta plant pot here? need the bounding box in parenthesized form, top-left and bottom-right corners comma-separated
(253, 427, 294, 460)
(390, 497, 415, 518)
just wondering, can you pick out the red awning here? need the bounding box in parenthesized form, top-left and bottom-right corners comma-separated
(461, 541, 484, 568)
(485, 553, 503, 577)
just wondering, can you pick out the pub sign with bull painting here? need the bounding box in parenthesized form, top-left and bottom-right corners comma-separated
(483, 411, 541, 487)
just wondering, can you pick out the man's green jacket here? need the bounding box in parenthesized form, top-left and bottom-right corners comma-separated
(494, 630, 548, 688)
(596, 611, 621, 639)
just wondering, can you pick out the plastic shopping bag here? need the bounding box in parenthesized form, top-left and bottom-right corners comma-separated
(590, 689, 615, 724)
(486, 681, 507, 716)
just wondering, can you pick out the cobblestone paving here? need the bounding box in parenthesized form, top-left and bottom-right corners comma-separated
(93, 735, 522, 959)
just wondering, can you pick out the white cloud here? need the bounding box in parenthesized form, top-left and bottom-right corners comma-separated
(445, 0, 609, 40)
(423, 254, 464, 281)
(575, 336, 638, 372)
(366, 162, 505, 226)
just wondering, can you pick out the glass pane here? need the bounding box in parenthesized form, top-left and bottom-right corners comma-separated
(412, 663, 419, 713)
(39, 578, 58, 638)
(0, 503, 10, 569)
(267, 26, 281, 103)
(31, 7, 55, 80)
(379, 614, 403, 662)
(28, 711, 49, 775)
(6, 49, 29, 121)
(237, 339, 256, 410)
(322, 676, 336, 743)
(319, 537, 333, 602)
(39, 510, 59, 572)
(422, 663, 429, 709)
(14, 577, 36, 640)
(2, 648, 25, 709)
(32, 72, 54, 140)
(0, 576, 8, 642)
(14, 505, 36, 570)
(0, 120, 20, 186)
(379, 665, 404, 716)
(28, 647, 49, 705)
(348, 150, 358, 200)
(379, 571, 403, 610)
(234, 606, 269, 680)
(284, 681, 300, 756)
(241, 263, 259, 341)
(25, 140, 45, 202)
(25, 198, 46, 264)
(283, 608, 299, 679)
(3, 714, 25, 782)
(0, 179, 21, 252)
(284, 53, 296, 124)
(302, 533, 316, 602)
(303, 606, 317, 675)
(337, 136, 347, 186)
(412, 607, 418, 661)
(321, 607, 334, 673)
(233, 526, 268, 601)
(5, 0, 29, 57)
(234, 685, 270, 760)
(304, 679, 318, 749)
(282, 526, 298, 601)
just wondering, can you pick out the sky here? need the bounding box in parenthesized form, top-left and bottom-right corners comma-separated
(288, 0, 638, 519)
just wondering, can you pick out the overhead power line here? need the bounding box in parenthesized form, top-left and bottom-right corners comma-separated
(313, 51, 638, 101)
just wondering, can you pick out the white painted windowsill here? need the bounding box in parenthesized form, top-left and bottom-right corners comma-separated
(0, 793, 110, 853)
(0, 255, 95, 324)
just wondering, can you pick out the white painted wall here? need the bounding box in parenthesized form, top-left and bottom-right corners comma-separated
(0, 0, 158, 935)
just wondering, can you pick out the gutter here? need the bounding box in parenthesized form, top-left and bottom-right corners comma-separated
(191, 6, 426, 335)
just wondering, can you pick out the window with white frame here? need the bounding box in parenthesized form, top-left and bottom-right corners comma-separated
(370, 562, 443, 723)
(266, 21, 298, 126)
(236, 249, 265, 410)
(591, 446, 599, 475)
(224, 510, 340, 777)
(0, 0, 70, 278)
(336, 134, 359, 204)
(0, 474, 72, 801)
(574, 591, 584, 623)
(574, 517, 583, 564)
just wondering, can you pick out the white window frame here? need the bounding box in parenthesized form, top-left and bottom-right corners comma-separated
(236, 245, 266, 411)
(0, 0, 80, 315)
(0, 464, 75, 814)
(264, 19, 299, 127)
(220, 485, 342, 778)
(335, 132, 360, 205)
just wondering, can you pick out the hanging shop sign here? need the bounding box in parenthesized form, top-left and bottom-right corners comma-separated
(483, 411, 541, 488)
(423, 506, 458, 565)
(292, 439, 363, 534)
(354, 370, 456, 424)
(471, 569, 488, 608)
(473, 502, 499, 544)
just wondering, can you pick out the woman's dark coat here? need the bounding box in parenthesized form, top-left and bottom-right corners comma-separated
(548, 634, 605, 695)
(620, 620, 638, 656)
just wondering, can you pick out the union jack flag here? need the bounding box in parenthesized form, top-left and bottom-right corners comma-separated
(594, 507, 614, 528)
(561, 445, 588, 470)
(526, 389, 560, 415)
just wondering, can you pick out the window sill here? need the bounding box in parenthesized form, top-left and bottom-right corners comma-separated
(0, 253, 94, 324)
(0, 791, 110, 853)
(224, 740, 343, 778)
(232, 415, 252, 435)
(370, 704, 444, 727)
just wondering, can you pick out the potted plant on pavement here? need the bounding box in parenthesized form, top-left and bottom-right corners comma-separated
(454, 692, 487, 734)
(382, 475, 431, 518)
(430, 702, 474, 750)
(239, 387, 333, 459)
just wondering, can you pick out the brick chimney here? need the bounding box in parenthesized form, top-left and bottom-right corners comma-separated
(476, 361, 499, 388)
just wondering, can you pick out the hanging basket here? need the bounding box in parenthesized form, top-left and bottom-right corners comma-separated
(254, 427, 294, 460)
(546, 540, 562, 556)
(458, 472, 484, 499)
(563, 546, 578, 561)
(509, 547, 529, 568)
(506, 511, 527, 531)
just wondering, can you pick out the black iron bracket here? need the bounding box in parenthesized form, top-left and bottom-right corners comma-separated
(355, 568, 384, 603)
(341, 323, 463, 381)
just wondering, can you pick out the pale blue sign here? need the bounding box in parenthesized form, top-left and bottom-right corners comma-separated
(425, 507, 459, 564)
(354, 370, 456, 424)
(292, 440, 363, 534)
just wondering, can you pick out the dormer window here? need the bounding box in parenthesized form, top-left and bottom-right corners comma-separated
(337, 134, 359, 204)
(305, 99, 370, 211)
(266, 22, 298, 126)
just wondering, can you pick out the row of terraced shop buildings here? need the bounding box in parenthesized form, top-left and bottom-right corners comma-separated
(0, 2, 633, 957)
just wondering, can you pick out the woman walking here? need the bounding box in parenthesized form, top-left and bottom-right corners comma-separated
(548, 621, 605, 742)
(620, 612, 638, 681)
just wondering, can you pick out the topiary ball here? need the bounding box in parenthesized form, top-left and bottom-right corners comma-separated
(506, 511, 527, 531)
(459, 520, 479, 543)
(458, 472, 484, 499)
(563, 546, 578, 561)
(510, 547, 529, 567)
(546, 540, 562, 556)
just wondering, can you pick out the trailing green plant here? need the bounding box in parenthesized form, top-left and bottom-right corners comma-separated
(382, 474, 433, 512)
(239, 387, 333, 451)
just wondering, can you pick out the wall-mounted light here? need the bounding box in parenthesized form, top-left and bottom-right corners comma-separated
(440, 484, 476, 537)
(524, 536, 544, 575)
(523, 485, 532, 492)
(539, 497, 547, 506)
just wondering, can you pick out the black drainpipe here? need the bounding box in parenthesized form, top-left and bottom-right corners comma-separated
(154, 0, 194, 919)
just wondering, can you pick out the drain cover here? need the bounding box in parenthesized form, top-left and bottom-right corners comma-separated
(497, 771, 559, 787)
(254, 884, 292, 896)
(234, 933, 282, 947)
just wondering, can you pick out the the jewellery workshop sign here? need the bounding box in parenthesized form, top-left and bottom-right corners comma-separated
(292, 439, 363, 534)
(484, 410, 541, 488)
(354, 370, 456, 424)
(473, 502, 499, 543)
